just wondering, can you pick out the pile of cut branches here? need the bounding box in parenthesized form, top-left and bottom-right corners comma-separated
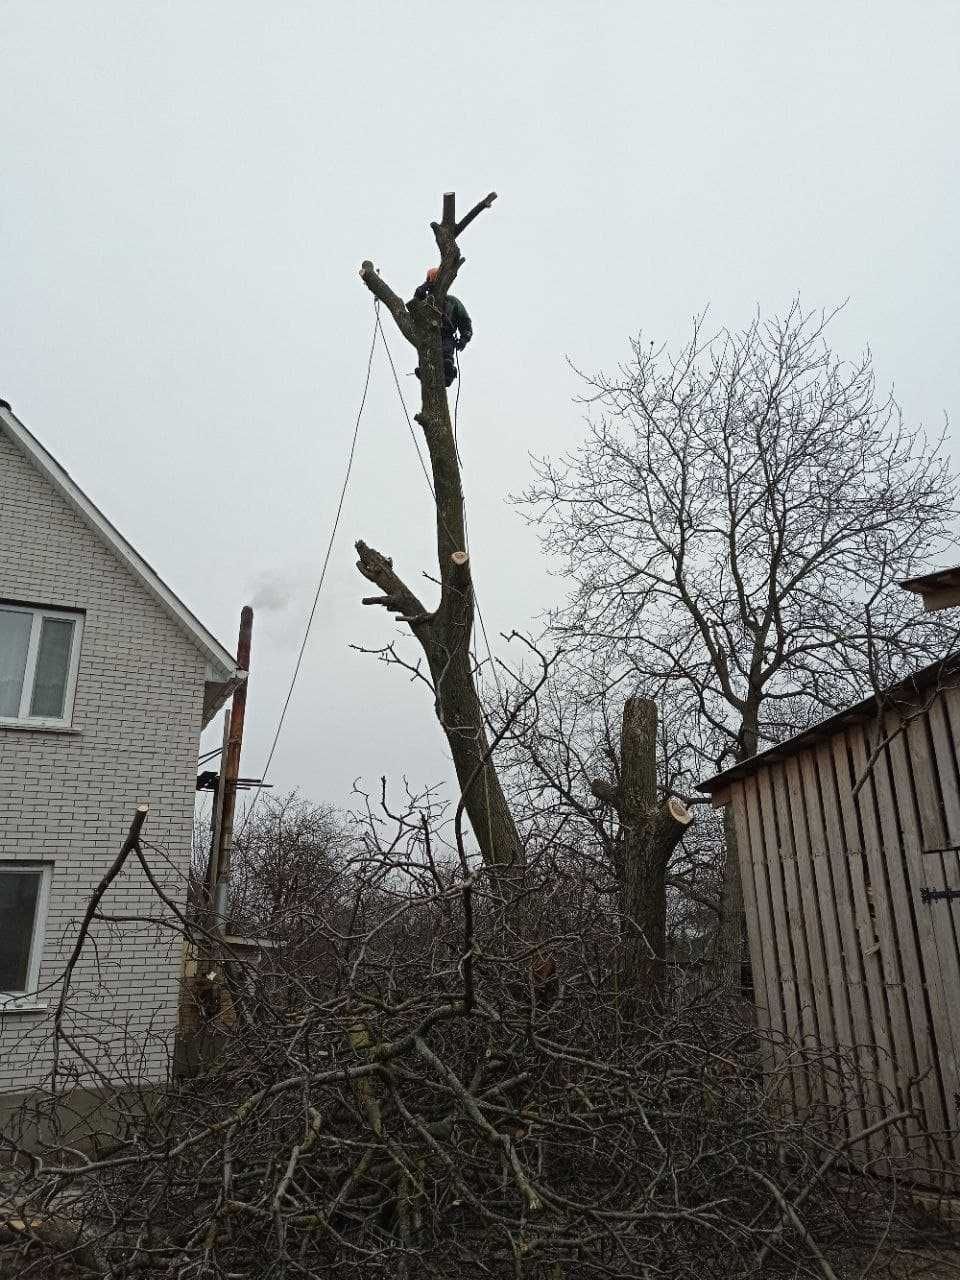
(0, 823, 939, 1279)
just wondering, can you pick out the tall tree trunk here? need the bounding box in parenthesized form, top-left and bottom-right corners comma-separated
(713, 697, 760, 989)
(715, 803, 745, 991)
(594, 698, 693, 1005)
(356, 192, 523, 875)
(619, 698, 661, 998)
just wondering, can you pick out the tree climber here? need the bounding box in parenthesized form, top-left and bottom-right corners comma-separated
(412, 266, 472, 388)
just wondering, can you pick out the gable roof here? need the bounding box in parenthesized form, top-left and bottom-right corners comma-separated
(0, 402, 243, 720)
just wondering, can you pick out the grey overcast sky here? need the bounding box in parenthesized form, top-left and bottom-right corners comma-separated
(3, 2, 959, 812)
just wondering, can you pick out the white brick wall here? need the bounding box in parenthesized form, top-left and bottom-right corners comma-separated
(0, 430, 207, 1091)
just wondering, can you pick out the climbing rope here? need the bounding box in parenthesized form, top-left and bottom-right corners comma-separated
(454, 347, 505, 700)
(376, 327, 504, 700)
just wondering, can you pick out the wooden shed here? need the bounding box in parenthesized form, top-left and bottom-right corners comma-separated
(699, 650, 960, 1192)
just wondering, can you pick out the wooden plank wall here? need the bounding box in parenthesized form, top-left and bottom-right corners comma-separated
(733, 689, 960, 1191)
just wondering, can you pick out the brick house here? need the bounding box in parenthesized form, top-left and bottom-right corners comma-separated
(0, 402, 242, 1104)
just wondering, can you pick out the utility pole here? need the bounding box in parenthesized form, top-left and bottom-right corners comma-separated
(204, 710, 231, 900)
(206, 605, 253, 933)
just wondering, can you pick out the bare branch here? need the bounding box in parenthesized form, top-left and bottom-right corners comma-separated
(358, 261, 418, 345)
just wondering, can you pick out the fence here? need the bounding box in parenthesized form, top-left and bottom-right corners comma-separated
(703, 682, 960, 1192)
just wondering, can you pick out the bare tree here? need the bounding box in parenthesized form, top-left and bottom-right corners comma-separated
(519, 302, 958, 976)
(355, 191, 524, 877)
(228, 792, 349, 934)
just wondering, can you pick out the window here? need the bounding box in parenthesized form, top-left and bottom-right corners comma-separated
(0, 864, 50, 1006)
(0, 604, 83, 728)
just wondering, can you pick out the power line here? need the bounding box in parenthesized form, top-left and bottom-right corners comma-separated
(238, 300, 380, 836)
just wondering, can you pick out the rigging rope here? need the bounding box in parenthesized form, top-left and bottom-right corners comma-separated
(238, 297, 504, 840)
(237, 300, 380, 837)
(375, 311, 436, 500)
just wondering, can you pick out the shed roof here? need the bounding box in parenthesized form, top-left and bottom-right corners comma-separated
(696, 650, 960, 795)
(0, 402, 243, 721)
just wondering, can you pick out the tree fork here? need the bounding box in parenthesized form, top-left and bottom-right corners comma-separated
(357, 191, 522, 875)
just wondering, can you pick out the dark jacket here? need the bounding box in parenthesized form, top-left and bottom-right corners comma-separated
(412, 283, 473, 352)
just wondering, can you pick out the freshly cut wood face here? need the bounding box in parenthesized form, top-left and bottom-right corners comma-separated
(667, 796, 693, 825)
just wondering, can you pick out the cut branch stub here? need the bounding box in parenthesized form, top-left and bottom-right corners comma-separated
(590, 777, 622, 811)
(648, 797, 693, 862)
(449, 550, 470, 589)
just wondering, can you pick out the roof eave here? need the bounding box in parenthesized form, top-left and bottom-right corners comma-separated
(0, 404, 240, 684)
(900, 565, 960, 613)
(697, 651, 960, 794)
(202, 669, 247, 728)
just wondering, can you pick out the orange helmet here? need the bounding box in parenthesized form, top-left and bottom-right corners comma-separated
(425, 267, 440, 283)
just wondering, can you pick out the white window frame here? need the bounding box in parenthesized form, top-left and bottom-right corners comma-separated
(0, 862, 52, 1010)
(0, 603, 83, 729)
